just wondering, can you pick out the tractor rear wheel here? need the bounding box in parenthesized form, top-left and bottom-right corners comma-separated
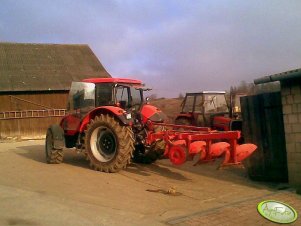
(85, 114, 134, 173)
(45, 129, 63, 164)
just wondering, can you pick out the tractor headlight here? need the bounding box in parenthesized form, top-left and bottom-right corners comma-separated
(125, 113, 132, 120)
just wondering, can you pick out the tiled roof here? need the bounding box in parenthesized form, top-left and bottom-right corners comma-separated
(0, 42, 111, 92)
(254, 68, 301, 84)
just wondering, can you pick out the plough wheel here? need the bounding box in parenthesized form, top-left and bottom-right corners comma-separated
(169, 145, 187, 165)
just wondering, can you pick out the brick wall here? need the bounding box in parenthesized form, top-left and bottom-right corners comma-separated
(281, 79, 301, 193)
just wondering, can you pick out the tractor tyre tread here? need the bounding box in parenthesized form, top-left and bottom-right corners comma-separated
(45, 129, 63, 164)
(85, 114, 134, 173)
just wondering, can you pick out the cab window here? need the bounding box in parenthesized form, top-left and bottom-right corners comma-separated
(95, 83, 113, 106)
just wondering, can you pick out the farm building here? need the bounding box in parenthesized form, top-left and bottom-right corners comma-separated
(0, 42, 111, 139)
(243, 68, 301, 194)
(254, 69, 301, 193)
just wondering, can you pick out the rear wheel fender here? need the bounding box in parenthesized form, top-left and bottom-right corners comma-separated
(79, 107, 131, 133)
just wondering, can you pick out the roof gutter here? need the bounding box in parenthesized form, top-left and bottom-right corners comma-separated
(254, 68, 301, 85)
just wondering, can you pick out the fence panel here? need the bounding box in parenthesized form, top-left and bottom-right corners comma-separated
(241, 92, 288, 182)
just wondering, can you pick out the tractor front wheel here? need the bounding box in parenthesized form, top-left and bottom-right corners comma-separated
(45, 129, 63, 164)
(85, 114, 134, 173)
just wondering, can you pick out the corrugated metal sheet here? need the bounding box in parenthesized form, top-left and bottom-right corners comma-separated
(0, 42, 111, 92)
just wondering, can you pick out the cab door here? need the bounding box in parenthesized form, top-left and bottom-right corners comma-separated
(62, 82, 95, 135)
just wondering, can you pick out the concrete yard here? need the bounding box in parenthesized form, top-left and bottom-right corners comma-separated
(0, 140, 300, 226)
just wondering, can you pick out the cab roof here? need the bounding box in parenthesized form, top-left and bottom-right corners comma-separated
(82, 78, 142, 85)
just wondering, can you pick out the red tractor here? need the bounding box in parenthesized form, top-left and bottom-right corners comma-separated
(46, 78, 256, 172)
(175, 91, 244, 132)
(45, 78, 167, 172)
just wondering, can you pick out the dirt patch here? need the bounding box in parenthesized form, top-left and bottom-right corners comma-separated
(150, 98, 183, 122)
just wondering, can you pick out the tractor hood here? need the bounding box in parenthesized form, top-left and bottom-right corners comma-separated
(140, 105, 167, 124)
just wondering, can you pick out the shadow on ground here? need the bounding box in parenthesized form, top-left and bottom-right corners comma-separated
(15, 144, 189, 181)
(15, 143, 290, 191)
(159, 158, 291, 191)
(125, 163, 190, 181)
(16, 144, 90, 170)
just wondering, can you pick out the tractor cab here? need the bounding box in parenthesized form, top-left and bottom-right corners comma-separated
(114, 84, 143, 109)
(175, 91, 229, 127)
(62, 77, 165, 146)
(67, 78, 145, 117)
(63, 78, 146, 137)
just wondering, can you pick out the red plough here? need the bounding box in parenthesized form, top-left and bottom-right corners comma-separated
(146, 122, 257, 168)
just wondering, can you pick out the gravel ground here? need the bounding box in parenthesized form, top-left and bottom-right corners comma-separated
(0, 140, 299, 226)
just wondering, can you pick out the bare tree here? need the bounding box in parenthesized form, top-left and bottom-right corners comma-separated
(178, 93, 184, 99)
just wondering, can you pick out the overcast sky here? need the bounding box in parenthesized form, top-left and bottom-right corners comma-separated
(1, 1, 300, 97)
